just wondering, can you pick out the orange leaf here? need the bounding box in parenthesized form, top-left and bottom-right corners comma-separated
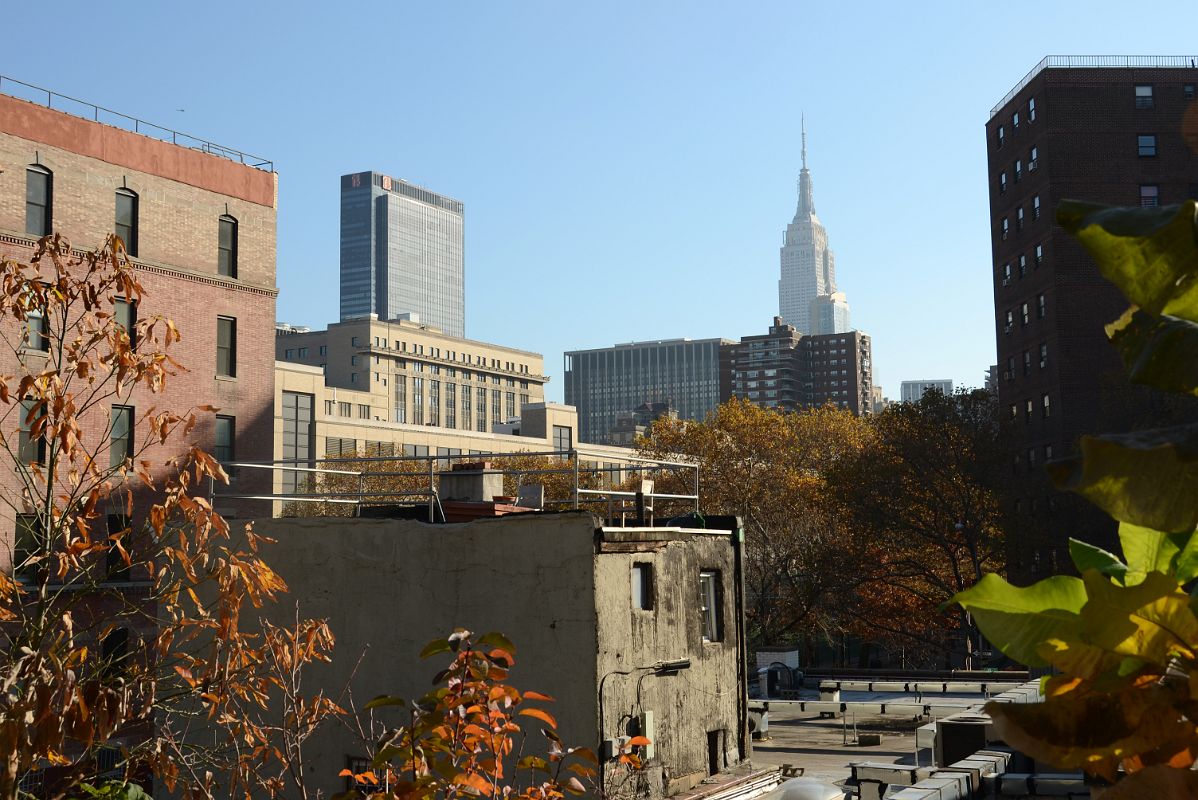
(518, 707, 557, 728)
(523, 690, 555, 703)
(626, 736, 651, 747)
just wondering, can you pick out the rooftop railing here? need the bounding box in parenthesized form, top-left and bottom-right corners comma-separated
(210, 447, 700, 523)
(991, 55, 1198, 118)
(0, 74, 274, 172)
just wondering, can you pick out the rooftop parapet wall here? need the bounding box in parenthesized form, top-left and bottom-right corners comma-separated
(0, 93, 276, 208)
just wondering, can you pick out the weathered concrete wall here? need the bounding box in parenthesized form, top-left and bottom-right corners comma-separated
(594, 530, 743, 796)
(252, 512, 601, 799)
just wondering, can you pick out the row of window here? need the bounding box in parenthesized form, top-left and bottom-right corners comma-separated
(1003, 294, 1047, 331)
(998, 147, 1039, 193)
(996, 96, 1036, 148)
(18, 403, 234, 469)
(1133, 83, 1196, 109)
(1014, 443, 1055, 475)
(1004, 343, 1050, 379)
(348, 335, 533, 375)
(23, 166, 240, 277)
(998, 196, 1043, 239)
(1008, 394, 1052, 423)
(999, 244, 1045, 286)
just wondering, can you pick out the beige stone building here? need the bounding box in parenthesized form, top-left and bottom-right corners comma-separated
(276, 315, 547, 432)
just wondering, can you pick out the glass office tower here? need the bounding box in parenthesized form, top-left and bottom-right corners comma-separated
(340, 171, 465, 338)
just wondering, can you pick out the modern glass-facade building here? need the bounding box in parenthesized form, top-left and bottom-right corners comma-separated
(340, 171, 465, 338)
(563, 339, 733, 445)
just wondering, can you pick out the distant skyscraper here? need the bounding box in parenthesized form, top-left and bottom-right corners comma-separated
(779, 122, 838, 334)
(340, 171, 465, 337)
(809, 291, 851, 335)
(564, 339, 733, 444)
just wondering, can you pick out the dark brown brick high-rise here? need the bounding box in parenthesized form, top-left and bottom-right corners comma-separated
(987, 56, 1198, 580)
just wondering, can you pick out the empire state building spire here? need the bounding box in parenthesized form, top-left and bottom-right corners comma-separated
(779, 121, 849, 334)
(796, 115, 815, 219)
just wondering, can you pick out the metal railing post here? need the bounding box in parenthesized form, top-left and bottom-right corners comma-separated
(572, 449, 580, 509)
(428, 456, 436, 522)
(355, 470, 365, 518)
(693, 465, 700, 513)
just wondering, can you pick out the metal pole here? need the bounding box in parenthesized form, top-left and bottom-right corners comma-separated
(356, 470, 365, 518)
(693, 465, 700, 512)
(428, 456, 436, 522)
(572, 449, 579, 509)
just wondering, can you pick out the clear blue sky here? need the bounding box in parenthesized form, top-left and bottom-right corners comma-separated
(6, 2, 1196, 401)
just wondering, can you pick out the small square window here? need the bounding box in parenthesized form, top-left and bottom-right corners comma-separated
(1140, 185, 1160, 207)
(1137, 134, 1157, 157)
(1186, 84, 1196, 101)
(1135, 84, 1154, 109)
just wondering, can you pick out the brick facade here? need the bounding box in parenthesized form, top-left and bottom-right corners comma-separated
(0, 91, 279, 559)
(986, 62, 1198, 579)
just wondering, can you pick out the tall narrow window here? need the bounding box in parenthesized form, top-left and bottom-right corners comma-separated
(412, 378, 424, 425)
(477, 387, 487, 432)
(215, 415, 235, 463)
(114, 298, 136, 349)
(1032, 196, 1041, 220)
(1137, 134, 1158, 157)
(999, 172, 1007, 194)
(218, 215, 238, 277)
(14, 514, 42, 580)
(25, 307, 48, 352)
(632, 563, 654, 610)
(699, 570, 723, 642)
(1037, 293, 1047, 319)
(26, 166, 52, 236)
(445, 383, 457, 429)
(216, 316, 236, 377)
(18, 398, 45, 465)
(997, 125, 1005, 149)
(281, 392, 314, 494)
(1034, 243, 1044, 267)
(1014, 159, 1022, 182)
(106, 514, 131, 582)
(394, 376, 407, 423)
(110, 405, 134, 468)
(1040, 342, 1048, 368)
(115, 188, 138, 256)
(1029, 146, 1038, 170)
(1028, 96, 1036, 121)
(1042, 393, 1051, 418)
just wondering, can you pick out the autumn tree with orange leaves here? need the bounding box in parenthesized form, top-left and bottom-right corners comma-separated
(0, 236, 340, 799)
(825, 388, 1012, 664)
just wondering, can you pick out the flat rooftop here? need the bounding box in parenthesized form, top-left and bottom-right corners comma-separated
(991, 55, 1198, 117)
(0, 73, 273, 171)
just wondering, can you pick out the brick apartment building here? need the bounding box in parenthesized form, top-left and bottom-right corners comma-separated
(721, 317, 873, 416)
(986, 56, 1198, 578)
(0, 83, 279, 550)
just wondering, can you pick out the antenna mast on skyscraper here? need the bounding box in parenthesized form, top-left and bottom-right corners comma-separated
(801, 113, 807, 170)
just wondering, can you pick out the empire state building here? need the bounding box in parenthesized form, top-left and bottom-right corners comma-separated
(778, 125, 849, 334)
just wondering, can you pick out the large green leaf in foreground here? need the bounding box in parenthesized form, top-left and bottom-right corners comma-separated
(953, 573, 1086, 667)
(1058, 200, 1198, 321)
(1107, 309, 1198, 397)
(1048, 424, 1198, 534)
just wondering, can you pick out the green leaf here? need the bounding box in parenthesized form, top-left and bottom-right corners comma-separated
(478, 631, 517, 655)
(1057, 199, 1198, 320)
(1119, 522, 1183, 585)
(1080, 570, 1198, 666)
(1176, 529, 1198, 584)
(363, 694, 407, 710)
(419, 637, 453, 659)
(1107, 308, 1198, 397)
(953, 573, 1086, 667)
(1048, 424, 1198, 534)
(1068, 538, 1127, 582)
